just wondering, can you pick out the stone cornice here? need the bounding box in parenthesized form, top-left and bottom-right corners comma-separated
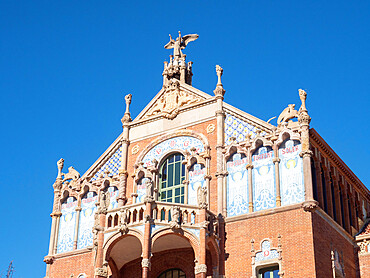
(51, 248, 91, 260)
(310, 128, 369, 200)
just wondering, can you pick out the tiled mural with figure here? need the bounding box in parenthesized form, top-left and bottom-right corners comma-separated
(252, 147, 276, 212)
(224, 113, 265, 145)
(108, 186, 119, 209)
(142, 136, 204, 167)
(279, 140, 304, 206)
(226, 153, 249, 216)
(188, 164, 205, 206)
(136, 178, 149, 203)
(57, 197, 77, 253)
(77, 192, 98, 249)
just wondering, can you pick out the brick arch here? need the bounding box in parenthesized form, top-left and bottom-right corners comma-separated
(151, 228, 200, 259)
(206, 236, 220, 269)
(103, 229, 144, 258)
(135, 129, 210, 165)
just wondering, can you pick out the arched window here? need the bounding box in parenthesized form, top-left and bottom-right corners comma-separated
(158, 268, 186, 278)
(159, 153, 186, 203)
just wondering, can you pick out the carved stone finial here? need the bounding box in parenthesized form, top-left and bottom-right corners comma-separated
(214, 65, 226, 97)
(298, 89, 307, 112)
(57, 158, 64, 179)
(121, 94, 132, 124)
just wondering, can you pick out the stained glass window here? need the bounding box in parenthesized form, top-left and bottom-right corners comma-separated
(159, 153, 186, 204)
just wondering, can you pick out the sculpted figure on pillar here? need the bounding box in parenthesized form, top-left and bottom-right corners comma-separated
(120, 208, 129, 234)
(170, 206, 181, 230)
(143, 178, 155, 203)
(197, 186, 208, 209)
(277, 104, 299, 126)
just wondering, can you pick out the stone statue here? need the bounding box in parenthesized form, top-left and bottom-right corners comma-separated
(99, 191, 111, 213)
(164, 31, 199, 59)
(170, 206, 181, 230)
(57, 158, 64, 179)
(143, 178, 154, 203)
(197, 186, 208, 209)
(120, 208, 129, 234)
(277, 104, 299, 125)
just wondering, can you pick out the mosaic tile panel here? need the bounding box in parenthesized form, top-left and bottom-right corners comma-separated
(279, 140, 304, 206)
(77, 192, 97, 249)
(255, 240, 279, 262)
(91, 146, 123, 181)
(57, 197, 77, 253)
(136, 178, 148, 203)
(252, 147, 276, 212)
(142, 136, 204, 167)
(188, 164, 205, 206)
(226, 153, 249, 217)
(225, 113, 265, 145)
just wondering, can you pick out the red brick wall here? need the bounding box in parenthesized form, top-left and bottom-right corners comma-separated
(224, 207, 316, 277)
(359, 253, 370, 278)
(311, 210, 357, 278)
(49, 251, 93, 278)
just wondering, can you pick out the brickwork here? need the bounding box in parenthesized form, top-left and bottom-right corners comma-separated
(49, 251, 93, 278)
(359, 253, 370, 278)
(311, 210, 357, 278)
(224, 207, 316, 277)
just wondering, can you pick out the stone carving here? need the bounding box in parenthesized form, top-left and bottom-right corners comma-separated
(43, 255, 55, 264)
(358, 239, 369, 254)
(121, 94, 132, 124)
(57, 158, 64, 179)
(169, 206, 181, 230)
(119, 208, 129, 234)
(62, 166, 80, 182)
(277, 104, 299, 125)
(131, 145, 140, 155)
(99, 191, 110, 213)
(206, 124, 215, 134)
(194, 264, 207, 275)
(141, 258, 151, 269)
(144, 80, 202, 119)
(164, 31, 199, 59)
(197, 186, 208, 209)
(214, 65, 226, 97)
(143, 178, 154, 203)
(94, 263, 108, 278)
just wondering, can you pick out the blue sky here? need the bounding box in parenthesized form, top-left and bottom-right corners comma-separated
(0, 1, 369, 277)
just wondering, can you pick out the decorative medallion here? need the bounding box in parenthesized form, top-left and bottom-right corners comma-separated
(132, 145, 140, 155)
(206, 124, 215, 134)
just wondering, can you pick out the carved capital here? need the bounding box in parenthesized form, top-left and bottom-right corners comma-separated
(215, 110, 225, 116)
(215, 171, 227, 178)
(300, 150, 313, 158)
(141, 258, 151, 269)
(272, 158, 281, 164)
(301, 200, 319, 212)
(194, 264, 207, 275)
(94, 267, 108, 277)
(204, 174, 212, 180)
(246, 164, 254, 170)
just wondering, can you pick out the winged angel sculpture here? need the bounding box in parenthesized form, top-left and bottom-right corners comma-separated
(164, 31, 199, 59)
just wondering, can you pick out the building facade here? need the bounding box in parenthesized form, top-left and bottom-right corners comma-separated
(44, 33, 370, 278)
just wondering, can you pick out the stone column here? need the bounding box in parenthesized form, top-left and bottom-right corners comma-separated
(246, 162, 254, 213)
(214, 65, 226, 215)
(180, 56, 186, 82)
(272, 140, 281, 207)
(118, 94, 132, 207)
(94, 191, 108, 278)
(142, 197, 153, 278)
(196, 208, 207, 278)
(73, 206, 82, 249)
(297, 89, 318, 211)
